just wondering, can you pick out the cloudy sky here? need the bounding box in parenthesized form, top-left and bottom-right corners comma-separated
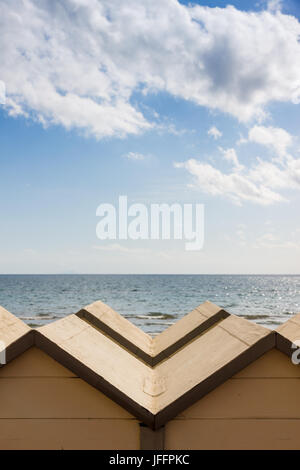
(1, 0, 300, 274)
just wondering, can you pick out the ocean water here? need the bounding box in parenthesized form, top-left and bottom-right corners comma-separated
(0, 274, 300, 335)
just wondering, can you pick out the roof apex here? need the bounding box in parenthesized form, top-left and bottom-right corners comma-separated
(35, 301, 274, 428)
(76, 299, 230, 365)
(0, 306, 34, 364)
(276, 312, 300, 357)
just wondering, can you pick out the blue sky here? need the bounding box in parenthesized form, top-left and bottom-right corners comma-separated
(1, 0, 300, 274)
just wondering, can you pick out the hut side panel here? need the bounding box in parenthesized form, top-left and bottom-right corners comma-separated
(0, 347, 139, 450)
(165, 349, 300, 449)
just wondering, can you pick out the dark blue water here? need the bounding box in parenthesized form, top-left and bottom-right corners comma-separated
(0, 274, 299, 334)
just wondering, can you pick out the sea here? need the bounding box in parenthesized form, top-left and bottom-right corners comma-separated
(0, 274, 299, 335)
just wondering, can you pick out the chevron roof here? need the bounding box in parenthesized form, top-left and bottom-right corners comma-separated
(1, 300, 299, 429)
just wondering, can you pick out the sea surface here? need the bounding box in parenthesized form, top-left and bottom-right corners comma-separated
(0, 274, 300, 335)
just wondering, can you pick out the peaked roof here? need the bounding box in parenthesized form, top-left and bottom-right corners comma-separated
(3, 300, 296, 429)
(35, 301, 275, 428)
(276, 313, 300, 357)
(76, 300, 230, 365)
(0, 306, 34, 365)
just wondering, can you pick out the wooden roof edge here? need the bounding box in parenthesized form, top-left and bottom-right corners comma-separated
(1, 329, 35, 366)
(196, 300, 229, 318)
(76, 302, 154, 365)
(154, 330, 276, 429)
(32, 314, 277, 428)
(152, 304, 229, 365)
(34, 328, 156, 429)
(3, 306, 300, 428)
(0, 306, 34, 366)
(76, 300, 230, 365)
(275, 313, 300, 358)
(32, 326, 276, 429)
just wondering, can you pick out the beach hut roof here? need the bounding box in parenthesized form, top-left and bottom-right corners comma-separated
(76, 300, 230, 365)
(35, 301, 274, 428)
(276, 313, 300, 358)
(0, 306, 34, 364)
(4, 300, 300, 429)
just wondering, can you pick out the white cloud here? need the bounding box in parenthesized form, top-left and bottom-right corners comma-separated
(175, 143, 300, 206)
(208, 126, 222, 140)
(248, 125, 293, 158)
(174, 158, 285, 206)
(219, 147, 244, 171)
(1, 1, 300, 137)
(124, 152, 146, 161)
(255, 232, 300, 250)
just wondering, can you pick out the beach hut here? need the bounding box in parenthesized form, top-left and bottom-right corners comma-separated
(0, 300, 300, 449)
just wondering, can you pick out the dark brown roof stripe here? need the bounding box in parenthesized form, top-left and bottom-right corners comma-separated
(34, 329, 156, 428)
(154, 331, 275, 429)
(35, 308, 274, 429)
(77, 300, 229, 365)
(0, 302, 290, 429)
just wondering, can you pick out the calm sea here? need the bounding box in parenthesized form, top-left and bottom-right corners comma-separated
(0, 274, 299, 335)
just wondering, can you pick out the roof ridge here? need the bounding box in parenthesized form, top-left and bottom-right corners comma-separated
(76, 300, 230, 365)
(1, 303, 298, 429)
(0, 306, 34, 365)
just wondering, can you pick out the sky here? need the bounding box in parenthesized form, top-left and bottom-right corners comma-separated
(0, 0, 300, 274)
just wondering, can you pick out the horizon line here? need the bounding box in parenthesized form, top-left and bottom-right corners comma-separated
(0, 273, 300, 276)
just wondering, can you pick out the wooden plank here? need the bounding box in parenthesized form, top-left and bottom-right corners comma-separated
(0, 377, 135, 419)
(218, 314, 271, 346)
(165, 419, 300, 450)
(152, 302, 229, 364)
(36, 316, 153, 410)
(155, 323, 273, 413)
(35, 325, 156, 427)
(155, 333, 275, 427)
(176, 376, 300, 419)
(77, 300, 229, 365)
(0, 419, 139, 450)
(0, 347, 77, 377)
(35, 311, 274, 428)
(234, 349, 300, 378)
(77, 300, 153, 364)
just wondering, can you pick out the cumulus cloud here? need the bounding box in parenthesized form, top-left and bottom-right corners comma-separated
(208, 126, 222, 140)
(219, 147, 244, 171)
(248, 126, 293, 159)
(1, 1, 300, 137)
(175, 141, 300, 206)
(175, 158, 285, 206)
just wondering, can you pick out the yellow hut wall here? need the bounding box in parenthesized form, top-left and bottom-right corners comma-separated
(0, 347, 139, 450)
(165, 349, 300, 450)
(1, 347, 300, 449)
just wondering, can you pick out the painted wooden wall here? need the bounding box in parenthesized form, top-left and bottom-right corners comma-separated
(1, 347, 300, 449)
(165, 349, 300, 449)
(0, 347, 139, 449)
